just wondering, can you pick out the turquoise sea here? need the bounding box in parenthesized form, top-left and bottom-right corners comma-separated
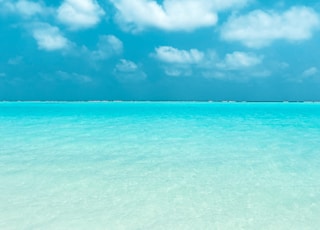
(1, 102, 320, 229)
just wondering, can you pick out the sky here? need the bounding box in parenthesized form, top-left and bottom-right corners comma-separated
(1, 0, 320, 101)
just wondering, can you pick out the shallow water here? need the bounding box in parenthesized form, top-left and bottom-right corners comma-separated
(1, 102, 320, 229)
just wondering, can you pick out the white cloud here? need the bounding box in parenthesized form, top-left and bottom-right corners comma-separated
(15, 0, 44, 16)
(91, 35, 123, 60)
(32, 23, 70, 51)
(201, 51, 264, 79)
(154, 46, 204, 64)
(111, 0, 249, 32)
(57, 0, 105, 30)
(114, 59, 147, 82)
(1, 0, 48, 17)
(303, 67, 318, 77)
(153, 46, 206, 77)
(153, 46, 264, 78)
(221, 6, 320, 48)
(218, 51, 263, 69)
(115, 59, 138, 72)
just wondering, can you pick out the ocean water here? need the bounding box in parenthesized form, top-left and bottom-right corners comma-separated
(1, 102, 320, 229)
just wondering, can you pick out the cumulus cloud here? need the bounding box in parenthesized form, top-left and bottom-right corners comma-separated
(154, 46, 204, 64)
(32, 23, 70, 51)
(153, 46, 264, 78)
(218, 52, 263, 69)
(91, 35, 123, 60)
(111, 0, 249, 32)
(57, 0, 105, 30)
(152, 46, 202, 77)
(153, 46, 202, 76)
(303, 67, 318, 77)
(114, 59, 147, 82)
(221, 6, 320, 48)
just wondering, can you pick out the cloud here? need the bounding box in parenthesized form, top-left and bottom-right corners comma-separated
(71, 35, 122, 62)
(153, 46, 264, 78)
(221, 6, 320, 48)
(32, 23, 70, 51)
(15, 0, 45, 17)
(154, 46, 204, 64)
(203, 51, 264, 79)
(57, 0, 105, 30)
(303, 67, 318, 77)
(0, 1, 13, 15)
(164, 66, 193, 77)
(91, 35, 123, 60)
(114, 59, 147, 82)
(1, 0, 49, 17)
(115, 59, 138, 72)
(0, 73, 6, 77)
(218, 52, 263, 69)
(8, 56, 23, 65)
(152, 46, 206, 77)
(111, 0, 249, 32)
(56, 71, 93, 83)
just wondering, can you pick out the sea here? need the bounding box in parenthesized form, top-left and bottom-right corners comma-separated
(0, 102, 320, 229)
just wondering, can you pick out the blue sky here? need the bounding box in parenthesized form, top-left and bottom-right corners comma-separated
(1, 0, 320, 101)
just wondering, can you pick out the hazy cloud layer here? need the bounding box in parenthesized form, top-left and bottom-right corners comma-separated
(56, 71, 93, 83)
(91, 35, 123, 60)
(114, 59, 147, 82)
(303, 67, 318, 77)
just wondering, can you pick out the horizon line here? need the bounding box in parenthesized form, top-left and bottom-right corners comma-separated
(1, 100, 320, 103)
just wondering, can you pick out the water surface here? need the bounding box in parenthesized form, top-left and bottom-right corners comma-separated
(1, 102, 320, 229)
